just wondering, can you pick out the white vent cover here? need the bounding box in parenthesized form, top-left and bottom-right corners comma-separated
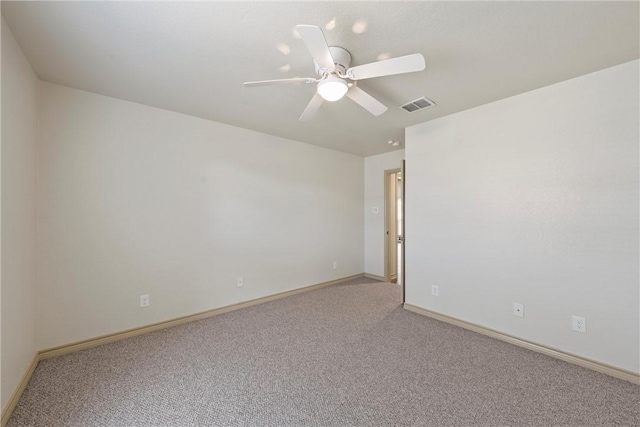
(400, 97, 436, 112)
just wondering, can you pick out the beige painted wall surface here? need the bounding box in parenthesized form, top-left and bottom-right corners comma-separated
(405, 60, 639, 373)
(38, 82, 364, 349)
(1, 18, 39, 410)
(364, 150, 404, 277)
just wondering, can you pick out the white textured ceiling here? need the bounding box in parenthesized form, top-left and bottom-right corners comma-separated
(2, 1, 638, 156)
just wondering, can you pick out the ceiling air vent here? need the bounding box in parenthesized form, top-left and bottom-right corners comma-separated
(400, 97, 436, 113)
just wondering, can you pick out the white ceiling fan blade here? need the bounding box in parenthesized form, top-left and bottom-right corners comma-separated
(299, 93, 324, 121)
(244, 77, 316, 87)
(346, 86, 388, 116)
(346, 54, 425, 81)
(296, 25, 335, 70)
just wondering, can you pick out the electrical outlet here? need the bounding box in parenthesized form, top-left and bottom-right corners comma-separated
(572, 315, 586, 333)
(333, 261, 338, 269)
(139, 294, 150, 308)
(372, 207, 379, 214)
(431, 285, 439, 296)
(513, 303, 524, 317)
(237, 277, 243, 287)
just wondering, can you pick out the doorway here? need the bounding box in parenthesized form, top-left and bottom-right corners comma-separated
(384, 167, 404, 300)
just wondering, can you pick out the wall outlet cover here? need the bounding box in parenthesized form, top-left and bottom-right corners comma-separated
(572, 315, 586, 333)
(139, 294, 150, 308)
(431, 285, 439, 296)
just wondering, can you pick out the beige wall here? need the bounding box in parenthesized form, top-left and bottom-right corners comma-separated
(405, 60, 639, 373)
(1, 18, 39, 410)
(364, 150, 404, 277)
(38, 82, 364, 349)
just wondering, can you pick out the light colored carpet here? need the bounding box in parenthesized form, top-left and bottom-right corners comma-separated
(8, 277, 640, 426)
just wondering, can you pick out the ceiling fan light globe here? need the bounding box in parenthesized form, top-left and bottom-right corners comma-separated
(317, 77, 348, 101)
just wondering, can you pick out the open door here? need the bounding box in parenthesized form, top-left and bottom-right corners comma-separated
(401, 160, 406, 304)
(384, 165, 405, 304)
(385, 170, 398, 283)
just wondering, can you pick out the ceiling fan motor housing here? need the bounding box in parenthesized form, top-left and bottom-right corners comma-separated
(314, 46, 352, 77)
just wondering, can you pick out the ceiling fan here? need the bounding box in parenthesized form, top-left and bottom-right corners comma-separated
(243, 25, 426, 121)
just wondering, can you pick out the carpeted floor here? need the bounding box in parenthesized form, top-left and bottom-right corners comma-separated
(8, 277, 640, 426)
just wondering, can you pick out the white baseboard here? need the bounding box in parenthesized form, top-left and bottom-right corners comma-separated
(1, 353, 39, 427)
(403, 303, 639, 385)
(39, 273, 365, 360)
(3, 273, 364, 426)
(364, 273, 386, 281)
